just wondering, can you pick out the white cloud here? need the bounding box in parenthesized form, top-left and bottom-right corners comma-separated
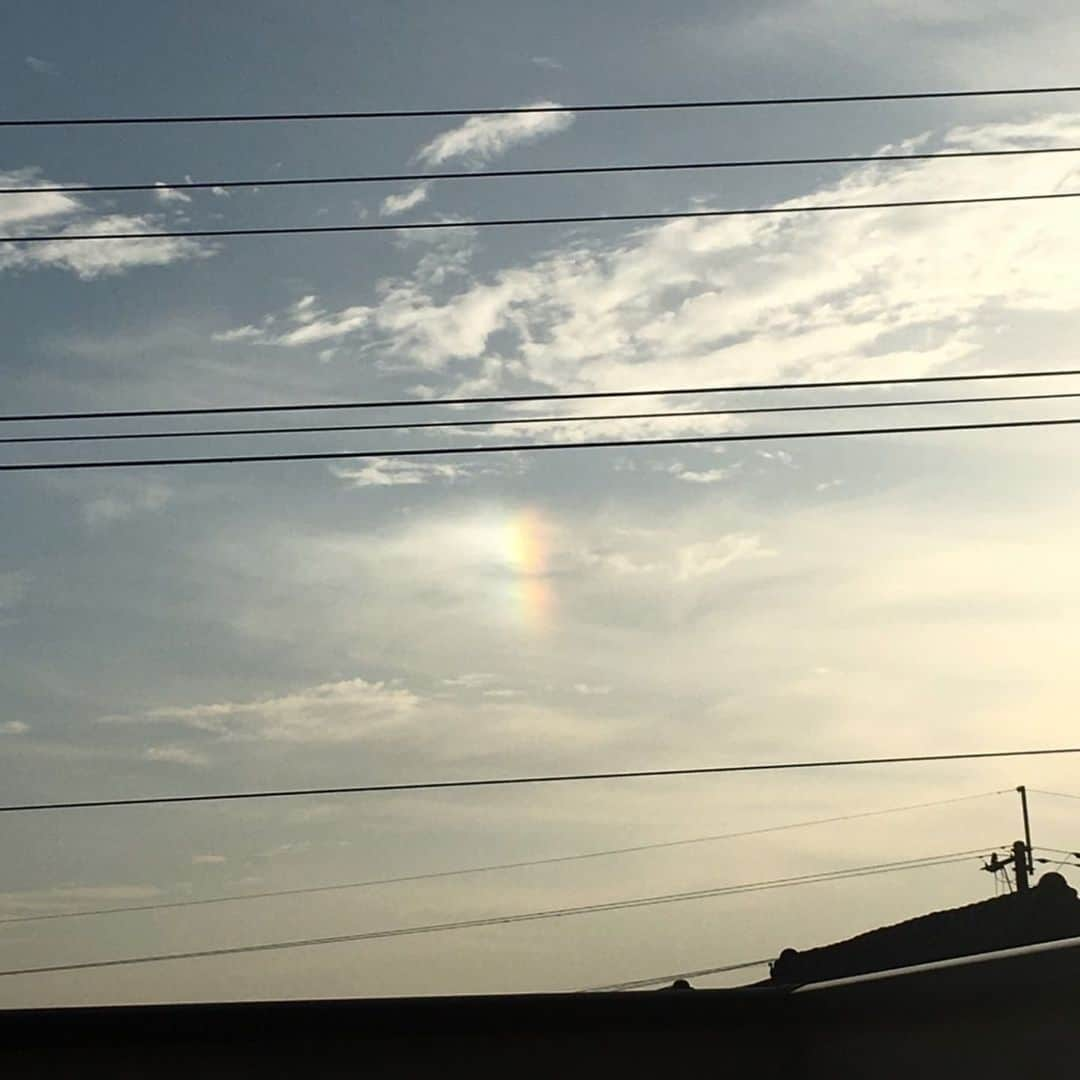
(153, 182, 192, 205)
(530, 56, 564, 70)
(580, 532, 770, 581)
(192, 854, 227, 865)
(141, 677, 421, 744)
(0, 173, 82, 228)
(0, 171, 213, 278)
(573, 684, 611, 696)
(330, 460, 472, 488)
(416, 102, 574, 166)
(274, 304, 371, 346)
(212, 324, 263, 342)
(144, 745, 208, 766)
(217, 111, 1080, 404)
(25, 56, 58, 75)
(442, 673, 497, 689)
(674, 536, 772, 580)
(380, 183, 430, 217)
(758, 450, 794, 467)
(216, 301, 371, 347)
(19, 215, 212, 279)
(0, 721, 29, 735)
(663, 462, 732, 484)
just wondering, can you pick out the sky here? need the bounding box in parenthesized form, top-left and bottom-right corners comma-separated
(3, 0, 1080, 1008)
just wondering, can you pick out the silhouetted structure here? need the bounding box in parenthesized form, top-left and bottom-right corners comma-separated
(770, 871, 1080, 984)
(6, 876, 1080, 1077)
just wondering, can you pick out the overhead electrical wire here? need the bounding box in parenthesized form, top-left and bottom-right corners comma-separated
(6, 390, 1080, 446)
(5, 82, 1080, 126)
(0, 849, 993, 978)
(7, 366, 1079, 425)
(0, 790, 1005, 926)
(8, 190, 1080, 244)
(1031, 789, 1080, 801)
(9, 414, 1080, 473)
(587, 959, 773, 992)
(1031, 846, 1080, 870)
(0, 749, 1075, 814)
(5, 145, 1080, 197)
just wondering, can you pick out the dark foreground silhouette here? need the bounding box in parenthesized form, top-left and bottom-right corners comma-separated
(5, 876, 1079, 1078)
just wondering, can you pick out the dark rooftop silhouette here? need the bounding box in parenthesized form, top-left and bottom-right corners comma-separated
(770, 871, 1080, 985)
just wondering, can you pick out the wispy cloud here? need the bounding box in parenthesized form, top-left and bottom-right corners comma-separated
(80, 477, 172, 528)
(416, 101, 574, 166)
(530, 56, 564, 70)
(0, 721, 29, 735)
(0, 170, 214, 278)
(153, 182, 192, 205)
(662, 462, 732, 485)
(135, 677, 420, 744)
(380, 183, 430, 217)
(442, 673, 498, 689)
(580, 533, 770, 580)
(216, 112, 1080, 404)
(214, 295, 371, 347)
(144, 745, 209, 766)
(330, 460, 473, 488)
(25, 55, 58, 76)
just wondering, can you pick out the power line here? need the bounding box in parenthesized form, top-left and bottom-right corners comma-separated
(6, 390, 1080, 446)
(6, 145, 1080, 197)
(0, 850, 991, 978)
(1030, 789, 1080, 801)
(8, 414, 1080, 473)
(0, 750, 1074, 814)
(5, 83, 1080, 126)
(8, 190, 1080, 244)
(4, 367, 1079, 426)
(0, 790, 1005, 925)
(587, 959, 773, 992)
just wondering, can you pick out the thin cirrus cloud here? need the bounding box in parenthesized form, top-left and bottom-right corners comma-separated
(127, 677, 421, 745)
(331, 460, 474, 488)
(415, 101, 575, 166)
(143, 745, 209, 767)
(380, 183, 431, 217)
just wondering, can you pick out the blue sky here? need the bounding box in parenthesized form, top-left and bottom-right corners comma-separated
(3, 1, 1080, 1006)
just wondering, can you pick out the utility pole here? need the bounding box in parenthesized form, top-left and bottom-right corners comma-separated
(982, 785, 1036, 892)
(1012, 840, 1030, 892)
(1017, 785, 1034, 877)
